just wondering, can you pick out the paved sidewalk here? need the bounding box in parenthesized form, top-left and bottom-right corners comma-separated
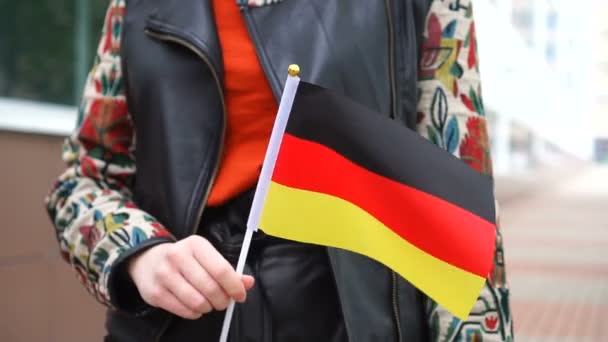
(497, 165, 608, 342)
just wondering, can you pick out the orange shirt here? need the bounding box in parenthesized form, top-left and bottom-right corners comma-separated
(207, 0, 278, 206)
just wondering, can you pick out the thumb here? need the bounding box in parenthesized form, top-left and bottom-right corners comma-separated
(241, 275, 255, 290)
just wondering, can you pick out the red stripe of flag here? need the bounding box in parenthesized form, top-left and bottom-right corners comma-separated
(272, 133, 496, 277)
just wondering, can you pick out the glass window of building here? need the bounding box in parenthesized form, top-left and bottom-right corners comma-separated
(0, 0, 107, 106)
(511, 0, 535, 46)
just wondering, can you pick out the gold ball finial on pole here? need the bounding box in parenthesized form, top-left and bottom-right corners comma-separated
(288, 64, 300, 77)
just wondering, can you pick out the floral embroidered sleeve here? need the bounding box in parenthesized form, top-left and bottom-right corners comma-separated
(415, 0, 514, 341)
(45, 0, 175, 314)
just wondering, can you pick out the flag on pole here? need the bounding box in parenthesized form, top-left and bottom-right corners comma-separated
(257, 80, 496, 319)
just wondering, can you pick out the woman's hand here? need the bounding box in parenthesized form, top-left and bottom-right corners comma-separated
(128, 235, 255, 319)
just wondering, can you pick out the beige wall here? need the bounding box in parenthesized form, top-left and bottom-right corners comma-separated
(0, 131, 104, 342)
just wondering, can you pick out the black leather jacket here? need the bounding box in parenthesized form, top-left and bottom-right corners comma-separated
(108, 0, 433, 341)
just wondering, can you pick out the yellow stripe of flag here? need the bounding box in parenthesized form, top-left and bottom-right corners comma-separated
(260, 181, 487, 318)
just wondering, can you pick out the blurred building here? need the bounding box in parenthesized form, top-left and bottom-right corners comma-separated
(477, 0, 597, 175)
(591, 2, 608, 162)
(511, 0, 535, 47)
(535, 0, 607, 163)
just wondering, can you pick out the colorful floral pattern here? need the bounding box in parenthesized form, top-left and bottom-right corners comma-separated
(417, 0, 513, 341)
(45, 0, 174, 310)
(460, 116, 493, 174)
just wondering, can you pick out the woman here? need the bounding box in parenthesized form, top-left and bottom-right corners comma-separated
(46, 0, 513, 340)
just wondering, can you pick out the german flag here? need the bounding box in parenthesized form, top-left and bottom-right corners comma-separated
(258, 81, 496, 319)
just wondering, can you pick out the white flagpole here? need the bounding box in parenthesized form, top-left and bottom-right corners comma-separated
(218, 65, 301, 342)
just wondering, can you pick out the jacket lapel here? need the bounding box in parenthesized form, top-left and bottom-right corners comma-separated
(144, 0, 224, 77)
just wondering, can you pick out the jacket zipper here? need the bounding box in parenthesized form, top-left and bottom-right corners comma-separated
(386, 0, 399, 120)
(391, 272, 403, 342)
(144, 28, 227, 342)
(385, 1, 403, 340)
